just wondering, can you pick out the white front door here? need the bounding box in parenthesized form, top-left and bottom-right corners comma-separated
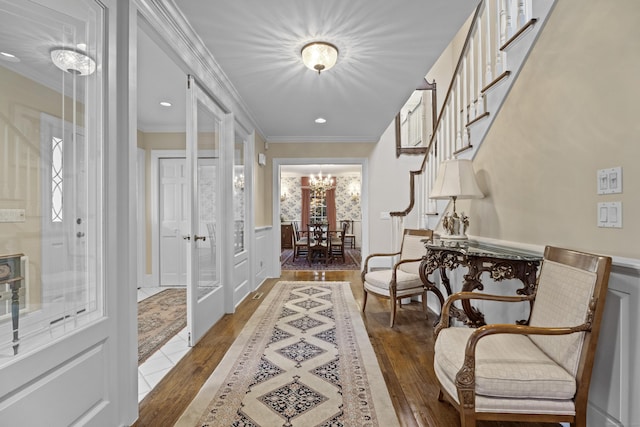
(0, 0, 135, 425)
(159, 158, 188, 286)
(185, 75, 228, 345)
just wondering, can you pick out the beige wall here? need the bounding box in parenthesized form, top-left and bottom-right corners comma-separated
(253, 132, 269, 227)
(461, 0, 640, 259)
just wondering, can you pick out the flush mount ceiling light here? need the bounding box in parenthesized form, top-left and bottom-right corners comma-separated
(315, 117, 327, 124)
(301, 42, 338, 74)
(160, 101, 172, 107)
(50, 48, 96, 76)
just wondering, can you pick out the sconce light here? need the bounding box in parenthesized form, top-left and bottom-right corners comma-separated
(280, 185, 288, 202)
(349, 183, 360, 202)
(234, 174, 245, 191)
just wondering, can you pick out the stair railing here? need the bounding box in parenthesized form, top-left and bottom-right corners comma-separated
(390, 0, 540, 246)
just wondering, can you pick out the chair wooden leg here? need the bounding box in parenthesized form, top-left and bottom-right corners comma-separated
(362, 291, 368, 312)
(389, 298, 397, 327)
(422, 290, 428, 318)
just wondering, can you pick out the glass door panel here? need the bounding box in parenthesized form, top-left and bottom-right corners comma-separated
(0, 0, 103, 362)
(233, 136, 245, 254)
(186, 75, 225, 345)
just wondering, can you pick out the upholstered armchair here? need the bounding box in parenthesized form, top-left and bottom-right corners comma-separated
(361, 228, 433, 327)
(433, 246, 612, 427)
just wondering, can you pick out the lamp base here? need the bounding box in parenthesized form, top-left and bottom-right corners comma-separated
(442, 211, 470, 241)
(440, 233, 468, 241)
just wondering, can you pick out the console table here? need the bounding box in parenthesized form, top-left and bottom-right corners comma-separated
(1, 253, 23, 355)
(419, 240, 541, 327)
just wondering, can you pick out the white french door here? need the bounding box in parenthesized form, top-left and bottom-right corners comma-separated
(185, 75, 228, 345)
(159, 158, 188, 286)
(0, 0, 135, 425)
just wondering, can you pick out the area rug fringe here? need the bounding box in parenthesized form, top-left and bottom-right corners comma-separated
(175, 281, 399, 427)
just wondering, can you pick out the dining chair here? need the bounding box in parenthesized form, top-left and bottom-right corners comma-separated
(307, 223, 329, 265)
(433, 246, 612, 427)
(292, 221, 308, 261)
(329, 221, 348, 262)
(361, 228, 433, 327)
(340, 220, 356, 249)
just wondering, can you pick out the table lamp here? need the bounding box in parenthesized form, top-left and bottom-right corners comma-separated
(429, 158, 484, 240)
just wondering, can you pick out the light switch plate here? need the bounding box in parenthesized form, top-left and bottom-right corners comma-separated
(598, 202, 622, 228)
(597, 167, 622, 194)
(380, 211, 391, 220)
(0, 209, 26, 222)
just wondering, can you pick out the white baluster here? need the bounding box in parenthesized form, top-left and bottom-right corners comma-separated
(496, 0, 507, 74)
(476, 14, 484, 116)
(469, 34, 476, 122)
(455, 74, 466, 149)
(485, 0, 493, 83)
(517, 0, 527, 29)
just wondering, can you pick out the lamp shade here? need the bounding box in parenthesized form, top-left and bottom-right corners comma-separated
(429, 159, 484, 199)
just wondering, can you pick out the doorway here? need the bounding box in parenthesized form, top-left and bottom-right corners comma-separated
(274, 159, 369, 276)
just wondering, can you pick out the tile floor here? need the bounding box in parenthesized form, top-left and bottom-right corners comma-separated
(137, 287, 190, 402)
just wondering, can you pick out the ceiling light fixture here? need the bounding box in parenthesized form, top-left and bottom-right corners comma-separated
(160, 101, 172, 107)
(301, 42, 338, 74)
(315, 117, 327, 124)
(50, 48, 96, 76)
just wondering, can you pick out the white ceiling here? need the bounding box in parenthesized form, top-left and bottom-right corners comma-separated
(138, 0, 479, 142)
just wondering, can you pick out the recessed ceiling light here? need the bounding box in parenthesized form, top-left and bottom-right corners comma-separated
(0, 51, 20, 62)
(315, 117, 327, 124)
(160, 101, 172, 107)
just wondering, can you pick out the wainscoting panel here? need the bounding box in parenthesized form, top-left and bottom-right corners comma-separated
(588, 288, 629, 427)
(254, 226, 272, 287)
(588, 263, 640, 427)
(0, 342, 108, 425)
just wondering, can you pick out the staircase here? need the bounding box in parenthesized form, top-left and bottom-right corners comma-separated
(390, 0, 557, 244)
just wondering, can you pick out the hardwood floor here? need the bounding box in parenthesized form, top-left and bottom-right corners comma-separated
(134, 270, 559, 427)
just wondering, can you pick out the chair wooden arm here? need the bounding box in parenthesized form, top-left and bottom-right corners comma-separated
(361, 251, 401, 282)
(455, 321, 593, 394)
(436, 292, 534, 335)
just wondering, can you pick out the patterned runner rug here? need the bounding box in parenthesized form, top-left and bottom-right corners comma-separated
(138, 288, 186, 365)
(175, 281, 399, 427)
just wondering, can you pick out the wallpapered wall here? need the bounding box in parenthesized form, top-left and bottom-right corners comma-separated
(280, 175, 361, 224)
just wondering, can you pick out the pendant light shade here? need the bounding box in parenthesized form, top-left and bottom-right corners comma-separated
(301, 42, 338, 74)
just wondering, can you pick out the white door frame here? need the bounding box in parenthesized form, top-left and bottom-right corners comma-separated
(271, 157, 369, 278)
(150, 149, 187, 286)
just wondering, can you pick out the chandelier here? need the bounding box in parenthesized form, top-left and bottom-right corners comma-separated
(309, 172, 335, 196)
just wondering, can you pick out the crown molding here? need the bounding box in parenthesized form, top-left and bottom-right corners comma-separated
(135, 0, 265, 140)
